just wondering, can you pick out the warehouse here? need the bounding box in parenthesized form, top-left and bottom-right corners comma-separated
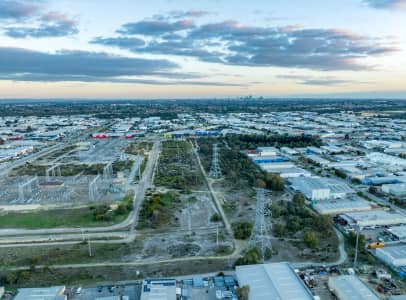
(375, 244, 406, 268)
(388, 226, 406, 241)
(365, 152, 406, 168)
(289, 177, 330, 200)
(328, 275, 380, 300)
(288, 177, 354, 200)
(382, 183, 406, 197)
(141, 278, 176, 300)
(257, 146, 278, 156)
(235, 262, 314, 300)
(312, 198, 373, 215)
(340, 210, 406, 228)
(14, 286, 66, 300)
(304, 154, 330, 167)
(269, 167, 311, 178)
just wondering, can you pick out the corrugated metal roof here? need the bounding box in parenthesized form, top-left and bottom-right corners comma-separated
(328, 276, 380, 300)
(236, 263, 314, 300)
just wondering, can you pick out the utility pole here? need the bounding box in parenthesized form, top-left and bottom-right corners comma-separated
(216, 223, 219, 247)
(88, 235, 92, 257)
(353, 225, 360, 270)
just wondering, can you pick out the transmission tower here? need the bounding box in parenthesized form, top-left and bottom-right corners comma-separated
(89, 174, 101, 202)
(45, 164, 61, 181)
(209, 143, 222, 179)
(103, 162, 113, 179)
(248, 188, 272, 263)
(18, 176, 39, 202)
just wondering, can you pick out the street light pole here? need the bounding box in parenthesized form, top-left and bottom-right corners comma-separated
(353, 225, 360, 270)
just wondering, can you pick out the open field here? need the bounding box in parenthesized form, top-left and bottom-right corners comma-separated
(0, 256, 234, 288)
(0, 191, 134, 229)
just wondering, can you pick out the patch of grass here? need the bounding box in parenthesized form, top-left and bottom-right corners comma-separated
(0, 191, 134, 229)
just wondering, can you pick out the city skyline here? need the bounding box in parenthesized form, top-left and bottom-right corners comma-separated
(1, 0, 406, 99)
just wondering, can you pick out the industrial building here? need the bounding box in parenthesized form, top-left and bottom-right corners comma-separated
(14, 286, 66, 300)
(235, 262, 314, 300)
(288, 177, 354, 200)
(340, 210, 406, 228)
(270, 167, 311, 178)
(388, 226, 406, 241)
(375, 244, 406, 268)
(257, 147, 279, 156)
(328, 275, 380, 300)
(382, 183, 406, 197)
(140, 279, 177, 300)
(312, 198, 373, 215)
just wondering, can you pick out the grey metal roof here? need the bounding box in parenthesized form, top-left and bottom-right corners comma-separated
(14, 286, 66, 300)
(235, 263, 314, 300)
(328, 275, 380, 300)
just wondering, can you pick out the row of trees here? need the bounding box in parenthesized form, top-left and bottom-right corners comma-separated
(225, 133, 323, 150)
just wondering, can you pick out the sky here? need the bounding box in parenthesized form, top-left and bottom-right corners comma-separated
(0, 0, 406, 99)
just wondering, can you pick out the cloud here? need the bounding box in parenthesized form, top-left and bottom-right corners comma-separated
(0, 47, 177, 80)
(4, 11, 78, 38)
(363, 0, 406, 9)
(152, 10, 212, 21)
(96, 16, 397, 71)
(117, 19, 195, 36)
(0, 0, 40, 20)
(0, 47, 242, 86)
(90, 36, 145, 50)
(167, 10, 212, 19)
(278, 75, 354, 86)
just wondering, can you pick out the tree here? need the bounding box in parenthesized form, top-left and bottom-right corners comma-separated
(210, 213, 222, 222)
(266, 173, 284, 191)
(348, 231, 366, 252)
(292, 193, 305, 207)
(286, 216, 301, 233)
(303, 231, 318, 249)
(236, 285, 250, 300)
(335, 169, 347, 179)
(235, 248, 260, 266)
(273, 223, 285, 237)
(255, 178, 266, 189)
(232, 222, 253, 240)
(270, 203, 280, 218)
(314, 215, 333, 234)
(6, 272, 17, 284)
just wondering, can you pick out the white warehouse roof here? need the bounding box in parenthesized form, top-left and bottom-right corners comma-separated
(235, 262, 314, 300)
(313, 198, 373, 215)
(342, 210, 406, 228)
(328, 275, 379, 300)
